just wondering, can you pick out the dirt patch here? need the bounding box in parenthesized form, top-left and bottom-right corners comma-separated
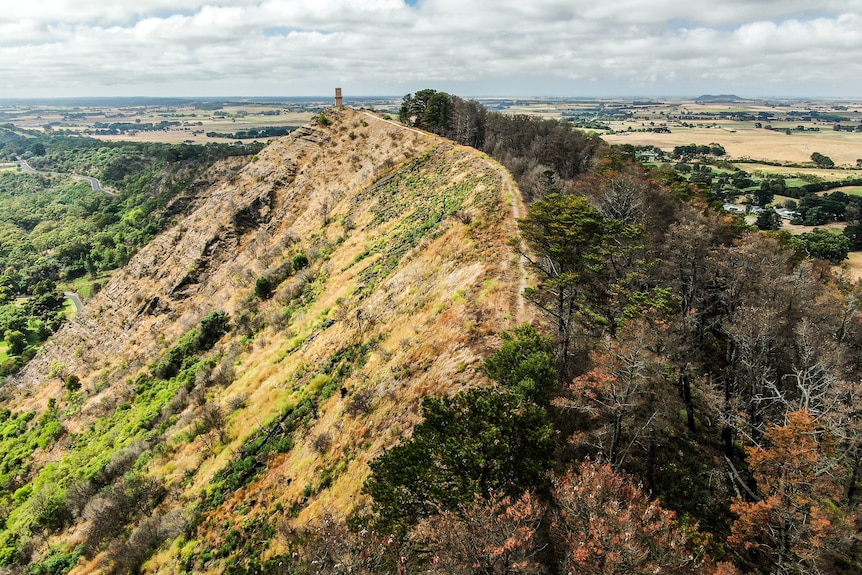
(838, 252, 862, 282)
(780, 221, 846, 235)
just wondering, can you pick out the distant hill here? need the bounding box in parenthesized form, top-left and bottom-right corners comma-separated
(695, 94, 745, 103)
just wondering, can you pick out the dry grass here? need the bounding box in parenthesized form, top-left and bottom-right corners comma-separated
(780, 221, 846, 235)
(11, 108, 533, 573)
(839, 252, 862, 282)
(604, 126, 862, 168)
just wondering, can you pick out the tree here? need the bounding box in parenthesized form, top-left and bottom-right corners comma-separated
(753, 183, 775, 208)
(537, 169, 561, 196)
(449, 97, 486, 148)
(424, 91, 453, 134)
(731, 172, 754, 190)
(414, 491, 549, 575)
(254, 276, 272, 300)
(193, 311, 229, 351)
(399, 89, 452, 132)
(551, 461, 709, 575)
(556, 322, 664, 469)
(594, 174, 646, 224)
(795, 228, 850, 264)
(811, 152, 835, 169)
(729, 411, 847, 574)
(756, 209, 781, 231)
(365, 331, 558, 534)
(3, 330, 26, 356)
(843, 223, 862, 250)
(64, 374, 81, 392)
(710, 234, 817, 451)
(517, 193, 629, 371)
(363, 387, 555, 532)
(484, 324, 557, 404)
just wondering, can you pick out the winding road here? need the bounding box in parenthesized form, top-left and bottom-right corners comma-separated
(63, 292, 84, 313)
(17, 157, 113, 196)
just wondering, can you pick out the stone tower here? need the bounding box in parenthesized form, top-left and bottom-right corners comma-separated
(335, 88, 343, 107)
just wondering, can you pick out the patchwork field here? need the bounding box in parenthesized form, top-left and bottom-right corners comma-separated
(604, 125, 862, 167)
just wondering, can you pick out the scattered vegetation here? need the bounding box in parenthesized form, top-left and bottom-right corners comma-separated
(0, 311, 230, 569)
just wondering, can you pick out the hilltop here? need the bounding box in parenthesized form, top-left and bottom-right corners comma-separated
(0, 108, 530, 572)
(694, 94, 745, 103)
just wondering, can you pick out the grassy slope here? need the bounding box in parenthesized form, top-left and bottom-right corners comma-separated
(1, 109, 530, 573)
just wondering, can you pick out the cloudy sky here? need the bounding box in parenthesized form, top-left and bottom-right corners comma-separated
(2, 0, 862, 99)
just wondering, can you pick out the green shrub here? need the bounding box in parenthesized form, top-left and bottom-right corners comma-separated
(64, 374, 81, 392)
(254, 277, 273, 300)
(484, 324, 557, 404)
(28, 545, 83, 575)
(195, 311, 230, 351)
(291, 253, 309, 271)
(33, 491, 71, 532)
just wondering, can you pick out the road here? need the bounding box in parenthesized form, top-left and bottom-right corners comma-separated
(63, 292, 84, 313)
(17, 157, 113, 195)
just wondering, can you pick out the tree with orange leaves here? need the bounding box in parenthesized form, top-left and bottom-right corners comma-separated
(551, 460, 711, 575)
(729, 410, 849, 574)
(413, 491, 549, 575)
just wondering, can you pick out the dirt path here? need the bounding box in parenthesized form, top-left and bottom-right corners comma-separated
(504, 174, 529, 322)
(360, 110, 428, 137)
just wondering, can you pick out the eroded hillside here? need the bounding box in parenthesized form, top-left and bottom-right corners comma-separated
(0, 108, 530, 573)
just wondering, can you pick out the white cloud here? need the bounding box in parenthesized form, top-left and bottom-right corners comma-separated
(1, 0, 861, 97)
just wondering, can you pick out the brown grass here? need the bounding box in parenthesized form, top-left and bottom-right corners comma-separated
(16, 108, 533, 573)
(604, 126, 862, 168)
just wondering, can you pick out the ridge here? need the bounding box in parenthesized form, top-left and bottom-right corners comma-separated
(1, 108, 531, 573)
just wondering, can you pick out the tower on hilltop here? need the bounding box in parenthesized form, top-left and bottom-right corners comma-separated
(335, 88, 343, 107)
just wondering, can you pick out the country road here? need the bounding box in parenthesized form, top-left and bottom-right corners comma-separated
(63, 292, 84, 313)
(17, 157, 114, 195)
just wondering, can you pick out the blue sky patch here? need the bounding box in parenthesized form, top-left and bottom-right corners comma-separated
(264, 26, 304, 37)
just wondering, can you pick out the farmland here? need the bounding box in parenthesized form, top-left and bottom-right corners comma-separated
(0, 96, 401, 144)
